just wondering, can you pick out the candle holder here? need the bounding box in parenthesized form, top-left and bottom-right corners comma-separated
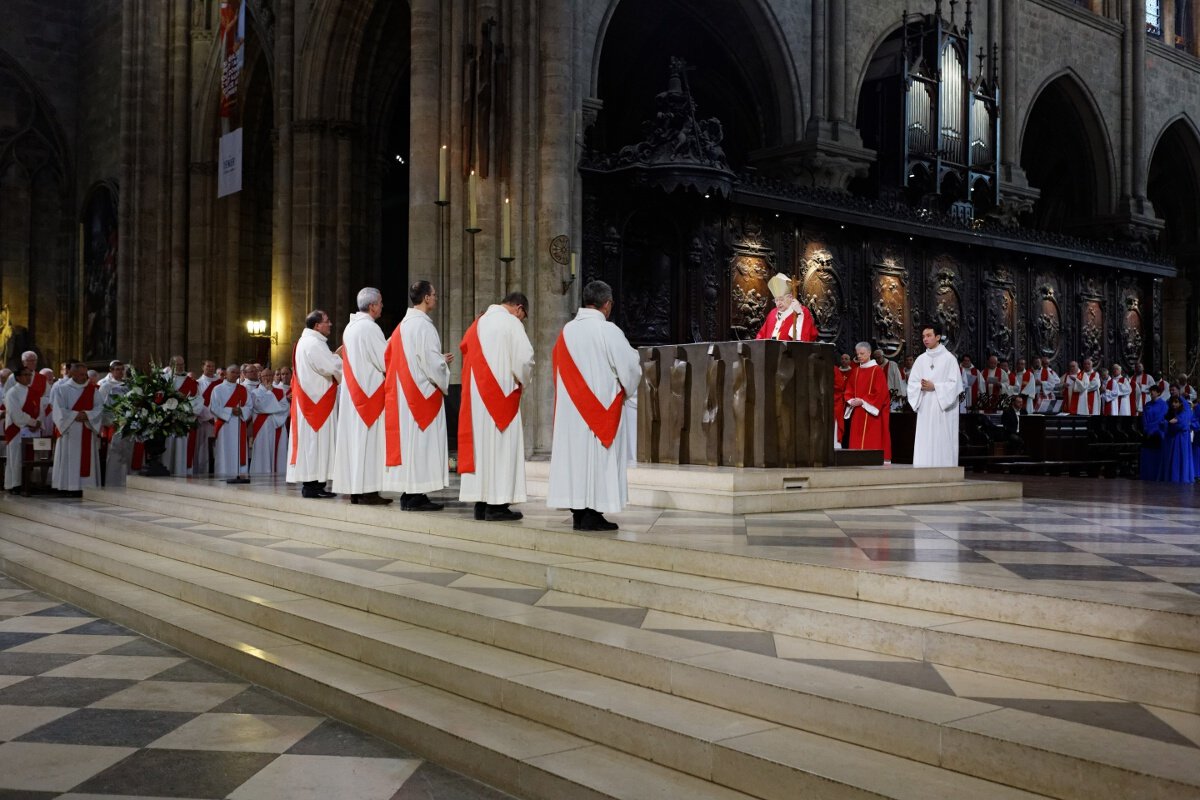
(435, 199, 449, 207)
(499, 255, 515, 263)
(466, 226, 481, 234)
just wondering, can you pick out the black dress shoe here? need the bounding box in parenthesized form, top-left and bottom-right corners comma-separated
(357, 492, 393, 506)
(350, 494, 362, 505)
(571, 509, 584, 530)
(578, 509, 618, 532)
(474, 502, 487, 520)
(317, 489, 337, 498)
(301, 487, 334, 499)
(405, 496, 443, 512)
(399, 493, 414, 510)
(226, 477, 251, 484)
(485, 505, 523, 522)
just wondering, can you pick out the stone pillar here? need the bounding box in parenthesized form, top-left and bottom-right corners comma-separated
(828, 0, 845, 124)
(809, 0, 826, 130)
(0, 167, 32, 336)
(409, 0, 441, 333)
(529, 0, 577, 454)
(272, 0, 294, 365)
(170, 0, 191, 359)
(116, 0, 137, 361)
(997, 0, 1039, 223)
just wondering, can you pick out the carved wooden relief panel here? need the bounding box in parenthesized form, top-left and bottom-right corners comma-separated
(1119, 279, 1145, 367)
(984, 267, 1016, 361)
(800, 242, 844, 342)
(871, 269, 908, 359)
(1033, 275, 1063, 362)
(619, 209, 677, 345)
(728, 213, 773, 337)
(928, 257, 963, 355)
(1077, 274, 1105, 365)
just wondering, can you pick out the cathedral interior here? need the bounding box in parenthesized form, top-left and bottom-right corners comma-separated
(2, 0, 1198, 453)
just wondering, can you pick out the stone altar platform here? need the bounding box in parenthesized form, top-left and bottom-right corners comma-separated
(525, 461, 1022, 514)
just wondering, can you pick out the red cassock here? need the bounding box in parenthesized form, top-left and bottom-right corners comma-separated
(833, 366, 853, 442)
(755, 306, 818, 342)
(844, 363, 891, 459)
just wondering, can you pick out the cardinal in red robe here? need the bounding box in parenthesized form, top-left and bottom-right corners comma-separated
(756, 272, 818, 342)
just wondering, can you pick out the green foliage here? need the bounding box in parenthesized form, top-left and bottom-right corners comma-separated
(107, 364, 198, 441)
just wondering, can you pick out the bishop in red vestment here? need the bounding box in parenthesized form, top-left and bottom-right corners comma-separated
(844, 344, 892, 460)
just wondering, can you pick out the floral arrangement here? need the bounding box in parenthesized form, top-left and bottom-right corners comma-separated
(107, 363, 198, 441)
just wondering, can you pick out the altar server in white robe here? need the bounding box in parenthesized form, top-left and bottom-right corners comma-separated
(195, 360, 220, 475)
(331, 287, 392, 505)
(210, 364, 253, 483)
(1066, 358, 1101, 415)
(50, 361, 104, 495)
(458, 292, 535, 521)
(252, 367, 290, 473)
(286, 310, 343, 498)
(244, 364, 289, 475)
(161, 356, 202, 476)
(1101, 363, 1133, 416)
(39, 368, 57, 436)
(383, 281, 451, 510)
(1003, 358, 1039, 403)
(546, 280, 642, 532)
(907, 323, 964, 468)
(98, 361, 133, 487)
(4, 367, 41, 492)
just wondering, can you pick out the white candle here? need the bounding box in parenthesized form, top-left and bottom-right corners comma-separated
(468, 170, 478, 230)
(438, 145, 448, 203)
(570, 251, 577, 278)
(502, 198, 512, 258)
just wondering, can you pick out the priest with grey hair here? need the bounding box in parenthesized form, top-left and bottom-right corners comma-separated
(332, 287, 392, 505)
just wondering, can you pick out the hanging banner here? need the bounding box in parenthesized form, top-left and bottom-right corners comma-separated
(217, 0, 245, 197)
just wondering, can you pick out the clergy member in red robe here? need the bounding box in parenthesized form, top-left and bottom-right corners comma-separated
(755, 273, 818, 342)
(833, 353, 854, 446)
(844, 342, 892, 461)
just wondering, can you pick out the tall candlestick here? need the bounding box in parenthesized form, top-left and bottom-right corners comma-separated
(437, 145, 448, 204)
(467, 170, 479, 232)
(501, 198, 512, 258)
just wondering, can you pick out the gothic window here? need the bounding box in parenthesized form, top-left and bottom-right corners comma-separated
(1147, 0, 1163, 36)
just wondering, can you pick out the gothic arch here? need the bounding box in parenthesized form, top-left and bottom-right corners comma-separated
(589, 0, 798, 161)
(1147, 116, 1200, 251)
(297, 0, 391, 121)
(1019, 70, 1115, 232)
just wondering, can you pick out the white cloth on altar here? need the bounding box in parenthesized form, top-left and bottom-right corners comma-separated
(546, 307, 641, 514)
(49, 379, 103, 491)
(332, 312, 388, 494)
(459, 305, 535, 505)
(210, 379, 252, 477)
(286, 328, 343, 484)
(248, 381, 289, 475)
(4, 382, 37, 490)
(383, 308, 450, 495)
(908, 344, 963, 468)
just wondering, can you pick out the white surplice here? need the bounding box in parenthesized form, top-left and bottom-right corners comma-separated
(195, 374, 221, 475)
(1003, 369, 1039, 400)
(331, 312, 388, 495)
(209, 379, 252, 477)
(458, 305, 535, 505)
(382, 307, 450, 495)
(1101, 376, 1132, 416)
(1067, 370, 1101, 415)
(4, 382, 37, 490)
(165, 375, 203, 476)
(1129, 372, 1155, 414)
(97, 375, 132, 487)
(546, 308, 642, 514)
(907, 344, 963, 468)
(49, 379, 103, 491)
(286, 328, 343, 484)
(248, 381, 290, 475)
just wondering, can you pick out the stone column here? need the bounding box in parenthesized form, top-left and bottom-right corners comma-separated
(809, 0, 826, 131)
(117, 0, 137, 361)
(0, 168, 32, 337)
(170, 0, 191, 359)
(996, 0, 1038, 222)
(272, 0, 294, 364)
(409, 0, 442, 333)
(1108, 0, 1161, 244)
(828, 0, 845, 124)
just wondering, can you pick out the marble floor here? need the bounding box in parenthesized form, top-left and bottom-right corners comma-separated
(0, 575, 515, 800)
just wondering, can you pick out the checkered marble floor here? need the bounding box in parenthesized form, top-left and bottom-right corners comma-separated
(54, 489, 1200, 757)
(0, 575, 514, 800)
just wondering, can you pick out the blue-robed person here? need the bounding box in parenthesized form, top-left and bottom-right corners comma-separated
(1192, 400, 1200, 480)
(1161, 396, 1195, 483)
(1139, 385, 1167, 480)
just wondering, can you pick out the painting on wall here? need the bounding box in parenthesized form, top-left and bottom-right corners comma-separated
(82, 183, 118, 361)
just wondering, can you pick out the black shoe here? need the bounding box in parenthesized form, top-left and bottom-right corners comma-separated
(226, 477, 250, 484)
(474, 502, 487, 520)
(302, 487, 334, 499)
(485, 504, 522, 522)
(350, 494, 362, 505)
(399, 493, 414, 510)
(579, 509, 618, 532)
(571, 509, 584, 530)
(317, 489, 337, 498)
(405, 496, 443, 512)
(357, 492, 393, 506)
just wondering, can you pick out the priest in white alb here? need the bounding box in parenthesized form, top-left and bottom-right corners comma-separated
(252, 367, 290, 473)
(907, 323, 964, 468)
(382, 280, 451, 511)
(286, 309, 342, 499)
(50, 361, 104, 496)
(209, 363, 253, 482)
(1003, 357, 1039, 403)
(98, 361, 133, 487)
(546, 280, 642, 532)
(1101, 363, 1132, 416)
(458, 292, 535, 522)
(4, 366, 41, 493)
(164, 355, 203, 476)
(195, 360, 220, 476)
(246, 364, 290, 475)
(332, 287, 392, 505)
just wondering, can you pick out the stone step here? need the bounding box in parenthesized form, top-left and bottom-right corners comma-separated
(0, 535, 763, 800)
(74, 488, 1200, 711)
(0, 516, 1060, 800)
(113, 478, 1199, 654)
(2, 499, 1197, 800)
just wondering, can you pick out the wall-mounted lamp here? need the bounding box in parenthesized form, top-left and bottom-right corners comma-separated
(246, 319, 278, 345)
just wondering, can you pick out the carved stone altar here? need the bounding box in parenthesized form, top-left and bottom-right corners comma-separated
(637, 339, 835, 468)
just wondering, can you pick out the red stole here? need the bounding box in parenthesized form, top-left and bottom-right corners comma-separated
(53, 382, 99, 477)
(177, 375, 198, 397)
(175, 376, 199, 468)
(342, 351, 386, 427)
(552, 333, 624, 448)
(21, 372, 47, 418)
(383, 324, 444, 467)
(213, 383, 249, 466)
(1064, 373, 1079, 413)
(981, 368, 1003, 398)
(202, 379, 220, 407)
(1080, 371, 1098, 413)
(457, 318, 523, 474)
(288, 342, 339, 466)
(271, 388, 286, 457)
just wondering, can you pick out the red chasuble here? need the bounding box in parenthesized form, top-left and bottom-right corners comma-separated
(844, 363, 891, 459)
(457, 318, 522, 474)
(754, 306, 819, 342)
